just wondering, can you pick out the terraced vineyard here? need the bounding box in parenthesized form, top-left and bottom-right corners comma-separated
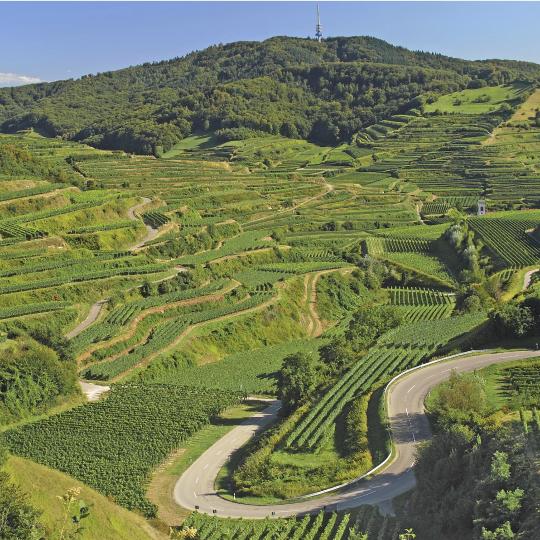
(83, 292, 274, 380)
(469, 212, 540, 267)
(388, 287, 456, 321)
(387, 287, 455, 306)
(0, 76, 539, 540)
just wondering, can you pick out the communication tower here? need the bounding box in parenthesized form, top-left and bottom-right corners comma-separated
(315, 3, 323, 42)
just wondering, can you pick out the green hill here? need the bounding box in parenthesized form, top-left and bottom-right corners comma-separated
(1, 36, 539, 154)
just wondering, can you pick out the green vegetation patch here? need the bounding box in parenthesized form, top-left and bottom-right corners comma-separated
(3, 384, 240, 517)
(143, 339, 319, 394)
(424, 83, 528, 114)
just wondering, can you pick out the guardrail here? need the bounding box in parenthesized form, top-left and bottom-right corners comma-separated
(302, 348, 489, 499)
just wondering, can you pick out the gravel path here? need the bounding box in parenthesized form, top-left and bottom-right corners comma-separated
(523, 268, 539, 289)
(65, 197, 158, 340)
(79, 381, 110, 401)
(128, 197, 160, 251)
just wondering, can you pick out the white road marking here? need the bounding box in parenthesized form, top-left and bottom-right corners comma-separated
(196, 477, 199, 484)
(203, 464, 209, 470)
(355, 489, 376, 500)
(173, 351, 540, 518)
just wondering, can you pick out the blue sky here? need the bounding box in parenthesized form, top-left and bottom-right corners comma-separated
(1, 1, 540, 86)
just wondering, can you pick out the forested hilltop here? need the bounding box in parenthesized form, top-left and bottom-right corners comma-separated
(1, 35, 540, 153)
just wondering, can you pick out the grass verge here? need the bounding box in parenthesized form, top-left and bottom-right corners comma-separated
(146, 400, 267, 524)
(6, 455, 165, 540)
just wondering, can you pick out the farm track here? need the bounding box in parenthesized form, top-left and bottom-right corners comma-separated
(309, 278, 323, 336)
(65, 300, 107, 339)
(523, 268, 539, 289)
(79, 381, 110, 401)
(302, 275, 315, 337)
(415, 203, 425, 224)
(128, 197, 161, 251)
(246, 181, 334, 225)
(108, 289, 281, 382)
(77, 284, 238, 365)
(70, 192, 282, 384)
(304, 268, 353, 338)
(66, 197, 185, 342)
(173, 348, 540, 518)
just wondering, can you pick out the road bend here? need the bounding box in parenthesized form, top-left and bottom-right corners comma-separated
(173, 349, 540, 518)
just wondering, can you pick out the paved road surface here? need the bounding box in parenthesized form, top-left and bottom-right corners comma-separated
(79, 381, 110, 401)
(65, 300, 107, 339)
(174, 349, 540, 518)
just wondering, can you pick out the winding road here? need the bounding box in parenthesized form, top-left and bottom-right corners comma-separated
(128, 196, 160, 251)
(67, 196, 160, 400)
(174, 348, 540, 518)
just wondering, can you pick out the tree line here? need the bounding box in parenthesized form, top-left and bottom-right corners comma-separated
(1, 36, 539, 154)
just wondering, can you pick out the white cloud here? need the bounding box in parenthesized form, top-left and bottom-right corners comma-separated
(0, 72, 43, 87)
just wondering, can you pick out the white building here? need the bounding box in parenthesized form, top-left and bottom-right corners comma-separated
(477, 199, 486, 215)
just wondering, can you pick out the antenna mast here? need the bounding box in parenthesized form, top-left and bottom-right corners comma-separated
(315, 3, 323, 42)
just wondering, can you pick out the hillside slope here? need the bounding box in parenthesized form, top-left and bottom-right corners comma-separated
(1, 36, 539, 153)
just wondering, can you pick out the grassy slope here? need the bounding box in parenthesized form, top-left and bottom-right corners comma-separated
(6, 456, 166, 540)
(485, 88, 540, 184)
(425, 83, 526, 114)
(138, 278, 311, 382)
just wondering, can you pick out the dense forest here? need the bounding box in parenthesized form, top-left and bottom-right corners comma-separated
(409, 369, 540, 539)
(1, 36, 540, 153)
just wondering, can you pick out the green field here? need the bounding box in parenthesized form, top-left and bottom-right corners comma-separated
(424, 83, 527, 114)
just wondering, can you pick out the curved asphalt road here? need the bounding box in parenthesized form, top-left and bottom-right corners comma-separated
(174, 349, 540, 518)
